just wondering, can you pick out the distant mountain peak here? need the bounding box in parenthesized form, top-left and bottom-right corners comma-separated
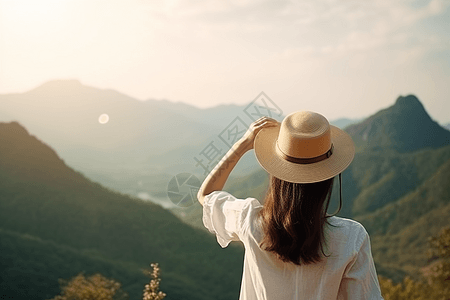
(395, 94, 423, 108)
(393, 95, 427, 116)
(1, 121, 30, 136)
(346, 95, 450, 153)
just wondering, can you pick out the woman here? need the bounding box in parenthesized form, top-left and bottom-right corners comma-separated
(197, 111, 383, 300)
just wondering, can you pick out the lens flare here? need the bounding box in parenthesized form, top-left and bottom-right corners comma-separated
(98, 114, 109, 124)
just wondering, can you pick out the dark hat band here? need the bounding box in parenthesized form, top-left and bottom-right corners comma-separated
(276, 142, 334, 165)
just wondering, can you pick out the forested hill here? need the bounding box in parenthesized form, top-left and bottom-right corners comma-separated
(356, 149, 450, 281)
(345, 94, 450, 153)
(0, 121, 244, 300)
(0, 121, 87, 186)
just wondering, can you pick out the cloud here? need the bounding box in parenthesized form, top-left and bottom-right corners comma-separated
(142, 0, 448, 51)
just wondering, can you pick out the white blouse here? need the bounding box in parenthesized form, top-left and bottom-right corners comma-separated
(203, 191, 384, 300)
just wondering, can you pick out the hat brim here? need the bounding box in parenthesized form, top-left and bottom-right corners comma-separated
(254, 124, 355, 183)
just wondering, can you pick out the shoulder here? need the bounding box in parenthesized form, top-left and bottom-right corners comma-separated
(329, 216, 367, 232)
(327, 217, 370, 250)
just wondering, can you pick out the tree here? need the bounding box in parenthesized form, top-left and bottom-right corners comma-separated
(379, 226, 450, 299)
(378, 276, 426, 300)
(48, 273, 128, 300)
(425, 226, 450, 299)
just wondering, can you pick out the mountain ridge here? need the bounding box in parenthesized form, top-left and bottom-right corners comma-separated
(356, 157, 450, 280)
(0, 121, 86, 186)
(0, 80, 223, 175)
(346, 94, 450, 153)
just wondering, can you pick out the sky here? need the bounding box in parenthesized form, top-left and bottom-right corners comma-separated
(0, 0, 449, 124)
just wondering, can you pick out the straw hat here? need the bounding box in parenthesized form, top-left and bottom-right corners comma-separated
(254, 111, 355, 183)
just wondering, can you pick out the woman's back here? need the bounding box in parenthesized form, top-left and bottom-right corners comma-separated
(203, 191, 382, 300)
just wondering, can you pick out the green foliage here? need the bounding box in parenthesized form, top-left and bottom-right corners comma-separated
(48, 273, 128, 300)
(378, 227, 450, 300)
(348, 145, 450, 216)
(47, 263, 167, 300)
(355, 158, 450, 278)
(0, 228, 148, 300)
(358, 157, 450, 235)
(379, 276, 428, 300)
(425, 227, 450, 297)
(0, 171, 243, 299)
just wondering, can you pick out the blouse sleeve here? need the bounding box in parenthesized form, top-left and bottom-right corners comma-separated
(339, 230, 384, 300)
(202, 190, 262, 248)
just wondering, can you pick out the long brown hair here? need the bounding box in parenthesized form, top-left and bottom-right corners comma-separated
(259, 175, 336, 265)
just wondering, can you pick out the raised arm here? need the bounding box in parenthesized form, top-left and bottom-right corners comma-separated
(197, 116, 279, 206)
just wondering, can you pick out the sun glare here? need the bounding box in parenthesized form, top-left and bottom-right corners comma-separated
(98, 114, 109, 124)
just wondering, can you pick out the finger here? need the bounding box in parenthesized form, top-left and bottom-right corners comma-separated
(255, 121, 279, 129)
(261, 118, 279, 124)
(255, 116, 276, 124)
(253, 118, 279, 129)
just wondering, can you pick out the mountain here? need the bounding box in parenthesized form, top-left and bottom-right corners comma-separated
(0, 80, 221, 173)
(356, 156, 450, 281)
(330, 117, 363, 129)
(149, 98, 361, 131)
(0, 227, 147, 299)
(0, 81, 281, 205)
(346, 95, 450, 153)
(0, 120, 89, 187)
(0, 121, 244, 300)
(144, 98, 250, 128)
(344, 144, 450, 217)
